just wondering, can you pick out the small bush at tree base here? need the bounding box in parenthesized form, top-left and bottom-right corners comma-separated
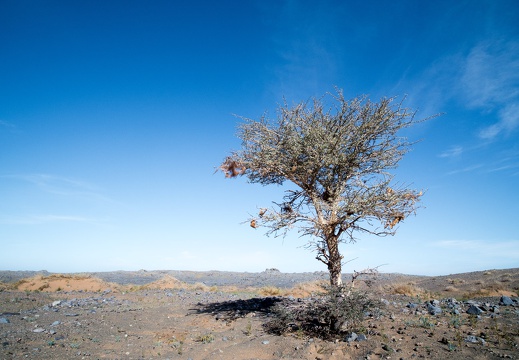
(265, 285, 381, 340)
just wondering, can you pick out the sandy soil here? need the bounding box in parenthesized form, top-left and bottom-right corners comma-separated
(0, 269, 518, 359)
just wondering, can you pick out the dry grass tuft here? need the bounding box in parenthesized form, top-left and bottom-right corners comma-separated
(0, 281, 10, 292)
(192, 282, 210, 292)
(385, 282, 426, 297)
(444, 285, 459, 292)
(461, 281, 516, 298)
(258, 286, 284, 296)
(285, 280, 328, 298)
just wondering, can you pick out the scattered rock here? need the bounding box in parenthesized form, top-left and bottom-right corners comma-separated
(345, 332, 357, 343)
(427, 303, 442, 315)
(500, 296, 514, 306)
(465, 335, 486, 345)
(467, 305, 483, 315)
(0, 318, 9, 324)
(357, 334, 368, 342)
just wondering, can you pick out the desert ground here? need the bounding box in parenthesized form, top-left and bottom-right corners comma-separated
(0, 268, 518, 359)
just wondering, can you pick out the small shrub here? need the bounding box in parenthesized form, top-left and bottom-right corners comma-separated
(244, 320, 252, 336)
(447, 278, 465, 285)
(259, 286, 283, 296)
(265, 285, 380, 340)
(499, 274, 512, 283)
(192, 283, 210, 292)
(196, 333, 215, 344)
(449, 314, 463, 329)
(406, 316, 435, 329)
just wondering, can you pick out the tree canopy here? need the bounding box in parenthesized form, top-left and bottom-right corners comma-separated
(220, 90, 425, 286)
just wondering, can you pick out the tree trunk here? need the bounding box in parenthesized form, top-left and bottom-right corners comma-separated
(327, 237, 343, 287)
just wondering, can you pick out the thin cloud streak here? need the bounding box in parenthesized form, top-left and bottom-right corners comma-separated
(0, 173, 113, 203)
(445, 164, 483, 176)
(0, 120, 15, 128)
(0, 214, 99, 225)
(486, 163, 519, 173)
(439, 146, 463, 158)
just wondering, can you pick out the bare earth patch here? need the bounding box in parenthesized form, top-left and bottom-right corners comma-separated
(0, 268, 518, 359)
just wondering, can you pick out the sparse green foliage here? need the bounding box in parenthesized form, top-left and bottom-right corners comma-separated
(449, 314, 463, 329)
(220, 89, 427, 286)
(245, 320, 252, 336)
(406, 316, 435, 329)
(196, 333, 215, 344)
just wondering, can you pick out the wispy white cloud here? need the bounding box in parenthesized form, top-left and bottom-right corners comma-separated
(0, 214, 97, 225)
(0, 120, 15, 129)
(439, 145, 463, 158)
(479, 103, 519, 139)
(395, 40, 519, 142)
(486, 163, 519, 173)
(445, 164, 483, 175)
(0, 173, 112, 202)
(461, 42, 519, 108)
(265, 2, 341, 102)
(0, 120, 16, 131)
(460, 41, 519, 140)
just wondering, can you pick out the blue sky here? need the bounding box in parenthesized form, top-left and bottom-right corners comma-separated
(1, 0, 518, 276)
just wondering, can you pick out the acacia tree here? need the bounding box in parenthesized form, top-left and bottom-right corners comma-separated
(219, 90, 424, 287)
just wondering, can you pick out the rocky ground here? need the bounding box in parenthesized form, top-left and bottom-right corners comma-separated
(0, 268, 518, 359)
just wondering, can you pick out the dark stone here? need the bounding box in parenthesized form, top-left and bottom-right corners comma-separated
(345, 332, 357, 342)
(427, 303, 442, 315)
(500, 296, 514, 306)
(467, 305, 483, 315)
(357, 334, 368, 342)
